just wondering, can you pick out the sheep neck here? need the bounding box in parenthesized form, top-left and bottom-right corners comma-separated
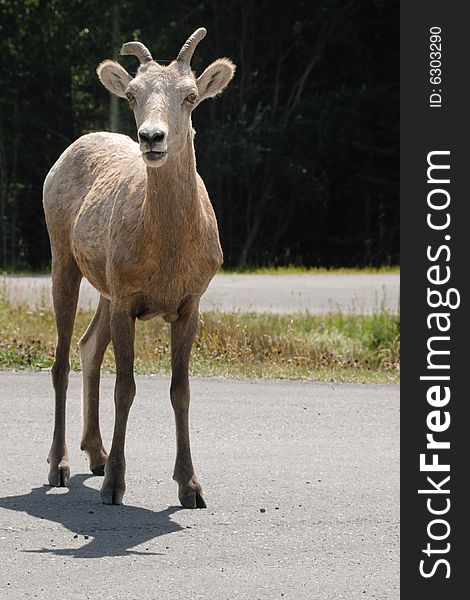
(142, 133, 201, 243)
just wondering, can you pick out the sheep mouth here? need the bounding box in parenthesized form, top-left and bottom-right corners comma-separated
(144, 151, 167, 161)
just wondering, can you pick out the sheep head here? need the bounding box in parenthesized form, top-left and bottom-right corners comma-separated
(96, 28, 235, 168)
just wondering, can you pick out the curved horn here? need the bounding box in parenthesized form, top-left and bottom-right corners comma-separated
(176, 27, 207, 65)
(120, 41, 153, 64)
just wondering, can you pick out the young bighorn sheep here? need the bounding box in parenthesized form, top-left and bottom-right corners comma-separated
(43, 28, 235, 507)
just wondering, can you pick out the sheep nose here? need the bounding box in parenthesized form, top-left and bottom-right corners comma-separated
(138, 128, 166, 146)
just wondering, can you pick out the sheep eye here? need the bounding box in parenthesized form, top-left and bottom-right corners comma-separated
(125, 92, 135, 103)
(185, 93, 197, 105)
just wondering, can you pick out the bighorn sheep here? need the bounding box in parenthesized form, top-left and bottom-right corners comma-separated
(42, 28, 235, 507)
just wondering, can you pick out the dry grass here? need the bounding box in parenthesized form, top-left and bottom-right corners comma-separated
(0, 299, 399, 383)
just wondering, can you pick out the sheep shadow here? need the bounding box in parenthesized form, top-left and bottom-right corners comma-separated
(0, 474, 184, 558)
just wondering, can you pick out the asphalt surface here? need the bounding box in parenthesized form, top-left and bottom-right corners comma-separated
(0, 371, 399, 599)
(1, 273, 400, 314)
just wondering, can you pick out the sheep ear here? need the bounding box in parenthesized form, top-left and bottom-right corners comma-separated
(196, 58, 235, 102)
(97, 60, 133, 98)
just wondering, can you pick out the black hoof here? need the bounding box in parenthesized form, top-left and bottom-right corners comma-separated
(91, 465, 106, 476)
(196, 492, 207, 509)
(180, 492, 207, 509)
(180, 494, 196, 509)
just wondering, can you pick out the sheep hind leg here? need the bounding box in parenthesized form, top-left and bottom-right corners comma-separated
(48, 256, 82, 487)
(79, 295, 111, 476)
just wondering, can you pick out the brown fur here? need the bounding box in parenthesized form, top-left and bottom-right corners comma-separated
(43, 31, 235, 507)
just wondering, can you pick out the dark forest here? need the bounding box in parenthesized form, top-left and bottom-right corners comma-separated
(0, 0, 398, 270)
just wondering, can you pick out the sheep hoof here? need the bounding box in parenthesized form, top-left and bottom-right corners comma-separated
(100, 471, 125, 504)
(196, 492, 207, 508)
(48, 463, 70, 487)
(91, 464, 106, 476)
(180, 494, 196, 509)
(180, 492, 206, 509)
(101, 488, 124, 505)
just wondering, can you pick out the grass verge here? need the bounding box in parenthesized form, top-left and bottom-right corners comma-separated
(0, 299, 399, 383)
(220, 265, 400, 275)
(2, 265, 400, 276)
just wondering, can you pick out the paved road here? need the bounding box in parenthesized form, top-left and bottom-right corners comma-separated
(0, 372, 399, 599)
(1, 273, 399, 314)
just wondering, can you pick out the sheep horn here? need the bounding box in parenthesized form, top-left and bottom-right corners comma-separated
(177, 28, 207, 65)
(120, 41, 153, 64)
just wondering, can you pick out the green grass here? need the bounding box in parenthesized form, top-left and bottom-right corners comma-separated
(2, 265, 400, 276)
(0, 298, 399, 383)
(220, 265, 400, 275)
